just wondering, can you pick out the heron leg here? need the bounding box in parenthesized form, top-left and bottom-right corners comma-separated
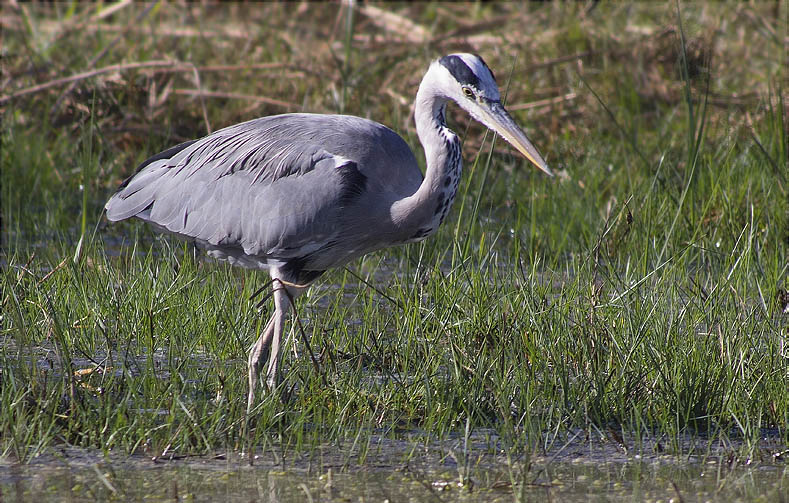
(247, 314, 276, 412)
(264, 284, 291, 390)
(247, 269, 308, 412)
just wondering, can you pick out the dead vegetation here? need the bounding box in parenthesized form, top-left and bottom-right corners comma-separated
(0, 2, 783, 172)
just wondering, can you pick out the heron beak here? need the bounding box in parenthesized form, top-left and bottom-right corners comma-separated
(480, 101, 553, 177)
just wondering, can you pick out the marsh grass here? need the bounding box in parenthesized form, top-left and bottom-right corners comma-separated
(1, 0, 786, 479)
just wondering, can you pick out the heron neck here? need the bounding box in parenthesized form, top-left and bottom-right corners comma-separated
(415, 86, 461, 199)
(391, 80, 462, 238)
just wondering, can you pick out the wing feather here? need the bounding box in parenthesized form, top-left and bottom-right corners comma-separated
(105, 114, 419, 269)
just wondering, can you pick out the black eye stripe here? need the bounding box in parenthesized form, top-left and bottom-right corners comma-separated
(475, 54, 495, 82)
(439, 55, 482, 88)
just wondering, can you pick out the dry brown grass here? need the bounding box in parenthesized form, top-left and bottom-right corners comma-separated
(1, 2, 784, 178)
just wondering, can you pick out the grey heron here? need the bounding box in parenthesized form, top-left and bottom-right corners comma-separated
(105, 53, 552, 411)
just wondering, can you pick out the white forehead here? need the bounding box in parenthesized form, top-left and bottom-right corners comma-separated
(453, 53, 500, 99)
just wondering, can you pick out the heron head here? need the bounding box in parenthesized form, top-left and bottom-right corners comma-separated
(434, 53, 552, 176)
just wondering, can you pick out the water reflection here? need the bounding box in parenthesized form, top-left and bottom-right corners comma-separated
(1, 444, 786, 503)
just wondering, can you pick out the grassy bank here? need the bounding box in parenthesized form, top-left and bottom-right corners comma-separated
(1, 1, 786, 467)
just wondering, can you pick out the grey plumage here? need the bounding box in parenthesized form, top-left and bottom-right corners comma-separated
(105, 53, 552, 411)
(107, 115, 422, 278)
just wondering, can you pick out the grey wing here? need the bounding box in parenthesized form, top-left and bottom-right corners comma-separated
(104, 114, 402, 269)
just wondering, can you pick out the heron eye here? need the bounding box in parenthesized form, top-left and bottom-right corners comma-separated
(462, 87, 474, 98)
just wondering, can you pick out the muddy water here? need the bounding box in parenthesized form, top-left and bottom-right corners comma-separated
(2, 435, 786, 502)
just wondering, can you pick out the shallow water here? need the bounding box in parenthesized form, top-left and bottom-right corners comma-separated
(2, 435, 786, 503)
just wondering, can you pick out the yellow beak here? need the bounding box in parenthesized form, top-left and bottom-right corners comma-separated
(481, 101, 553, 177)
